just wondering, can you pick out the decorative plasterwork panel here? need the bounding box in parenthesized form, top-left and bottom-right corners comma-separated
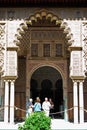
(5, 51, 17, 76)
(18, 27, 67, 56)
(82, 22, 87, 72)
(63, 20, 82, 46)
(70, 51, 83, 77)
(0, 23, 6, 74)
(7, 21, 22, 47)
(30, 30, 66, 41)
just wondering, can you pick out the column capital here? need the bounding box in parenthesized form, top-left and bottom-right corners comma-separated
(72, 80, 78, 83)
(9, 80, 15, 83)
(4, 79, 10, 82)
(78, 80, 84, 83)
(71, 76, 85, 80)
(7, 46, 19, 51)
(68, 46, 82, 51)
(2, 76, 17, 80)
(72, 79, 84, 83)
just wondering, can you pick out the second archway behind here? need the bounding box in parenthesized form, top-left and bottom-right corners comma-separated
(30, 66, 64, 118)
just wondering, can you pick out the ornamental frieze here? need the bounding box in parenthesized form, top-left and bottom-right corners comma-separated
(31, 30, 65, 41)
(21, 29, 66, 42)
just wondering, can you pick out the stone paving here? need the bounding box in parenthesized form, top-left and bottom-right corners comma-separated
(0, 119, 87, 130)
(51, 119, 87, 130)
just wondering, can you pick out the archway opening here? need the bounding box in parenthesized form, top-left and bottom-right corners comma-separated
(30, 66, 64, 118)
(15, 10, 71, 120)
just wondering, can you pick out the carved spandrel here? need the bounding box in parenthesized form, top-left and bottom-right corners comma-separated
(0, 23, 5, 44)
(0, 23, 6, 73)
(82, 22, 87, 71)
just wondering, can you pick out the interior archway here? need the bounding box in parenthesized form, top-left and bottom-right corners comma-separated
(30, 66, 64, 118)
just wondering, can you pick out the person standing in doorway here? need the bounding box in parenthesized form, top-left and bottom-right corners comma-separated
(34, 97, 41, 112)
(27, 98, 33, 117)
(49, 98, 54, 118)
(42, 97, 51, 116)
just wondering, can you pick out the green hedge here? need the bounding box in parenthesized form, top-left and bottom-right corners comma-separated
(18, 111, 52, 130)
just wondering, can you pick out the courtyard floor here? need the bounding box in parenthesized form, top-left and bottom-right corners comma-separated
(0, 119, 87, 130)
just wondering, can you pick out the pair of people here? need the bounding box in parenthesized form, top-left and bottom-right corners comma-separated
(27, 97, 54, 117)
(27, 97, 41, 117)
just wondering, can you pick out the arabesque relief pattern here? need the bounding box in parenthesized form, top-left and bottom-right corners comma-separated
(82, 22, 87, 72)
(0, 23, 6, 73)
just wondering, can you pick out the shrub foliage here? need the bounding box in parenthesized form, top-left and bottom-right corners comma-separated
(18, 111, 52, 130)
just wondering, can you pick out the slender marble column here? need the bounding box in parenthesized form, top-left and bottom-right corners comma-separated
(10, 80, 15, 124)
(79, 81, 84, 123)
(64, 96, 68, 121)
(4, 80, 9, 123)
(73, 81, 78, 123)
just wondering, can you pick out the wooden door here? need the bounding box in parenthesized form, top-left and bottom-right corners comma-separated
(15, 92, 26, 121)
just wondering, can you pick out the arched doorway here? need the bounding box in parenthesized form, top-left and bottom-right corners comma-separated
(30, 66, 64, 118)
(15, 10, 70, 121)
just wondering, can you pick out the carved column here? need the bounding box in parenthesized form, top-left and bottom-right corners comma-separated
(10, 80, 15, 124)
(73, 80, 78, 123)
(69, 44, 85, 123)
(3, 47, 18, 123)
(79, 81, 84, 123)
(4, 80, 9, 123)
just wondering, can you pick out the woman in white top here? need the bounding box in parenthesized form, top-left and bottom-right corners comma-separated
(42, 97, 51, 116)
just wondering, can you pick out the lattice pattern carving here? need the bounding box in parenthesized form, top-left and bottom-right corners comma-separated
(6, 51, 17, 76)
(0, 23, 6, 73)
(15, 10, 73, 56)
(82, 22, 87, 72)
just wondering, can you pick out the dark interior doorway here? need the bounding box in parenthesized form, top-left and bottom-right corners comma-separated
(30, 79, 38, 101)
(40, 79, 53, 102)
(30, 66, 64, 118)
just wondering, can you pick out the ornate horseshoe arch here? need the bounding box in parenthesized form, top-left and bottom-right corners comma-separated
(13, 9, 75, 121)
(14, 9, 74, 47)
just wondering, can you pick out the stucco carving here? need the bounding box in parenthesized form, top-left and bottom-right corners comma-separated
(26, 9, 61, 25)
(0, 23, 6, 73)
(15, 10, 73, 48)
(60, 21, 74, 45)
(82, 22, 87, 72)
(0, 23, 5, 44)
